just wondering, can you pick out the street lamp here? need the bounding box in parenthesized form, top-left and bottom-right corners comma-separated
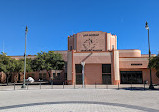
(81, 62, 85, 88)
(21, 26, 28, 88)
(145, 21, 154, 89)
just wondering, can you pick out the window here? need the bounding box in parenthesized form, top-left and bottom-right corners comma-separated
(53, 73, 60, 80)
(75, 64, 82, 84)
(57, 73, 60, 80)
(39, 73, 47, 80)
(64, 73, 67, 80)
(43, 73, 46, 80)
(102, 64, 111, 84)
(53, 73, 55, 79)
(120, 71, 143, 84)
(70, 46, 72, 50)
(131, 64, 142, 66)
(102, 64, 111, 73)
(39, 73, 42, 80)
(112, 45, 114, 49)
(75, 64, 82, 73)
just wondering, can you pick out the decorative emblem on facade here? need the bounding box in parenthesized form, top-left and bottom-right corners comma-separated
(83, 38, 96, 51)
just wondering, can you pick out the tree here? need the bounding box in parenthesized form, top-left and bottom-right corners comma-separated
(0, 53, 16, 85)
(15, 58, 33, 73)
(149, 54, 159, 78)
(14, 58, 33, 82)
(31, 51, 64, 78)
(0, 52, 33, 84)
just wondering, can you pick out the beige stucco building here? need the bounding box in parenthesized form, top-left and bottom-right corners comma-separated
(67, 31, 158, 85)
(0, 31, 158, 85)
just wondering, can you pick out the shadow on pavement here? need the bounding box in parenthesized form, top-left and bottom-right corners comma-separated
(0, 101, 158, 112)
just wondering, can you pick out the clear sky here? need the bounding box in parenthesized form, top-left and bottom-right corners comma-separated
(0, 0, 159, 56)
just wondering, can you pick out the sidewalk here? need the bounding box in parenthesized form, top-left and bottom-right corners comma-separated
(0, 89, 159, 112)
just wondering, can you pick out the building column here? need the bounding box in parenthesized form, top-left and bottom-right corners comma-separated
(112, 50, 120, 85)
(107, 34, 111, 51)
(67, 50, 75, 85)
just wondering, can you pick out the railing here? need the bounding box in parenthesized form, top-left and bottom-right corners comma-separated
(0, 82, 159, 91)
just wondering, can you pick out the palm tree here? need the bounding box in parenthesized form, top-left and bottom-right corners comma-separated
(149, 54, 159, 78)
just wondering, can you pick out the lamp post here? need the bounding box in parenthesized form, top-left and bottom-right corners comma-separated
(81, 62, 85, 88)
(145, 21, 154, 89)
(21, 26, 28, 88)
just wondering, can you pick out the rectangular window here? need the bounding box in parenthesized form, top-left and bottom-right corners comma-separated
(53, 73, 61, 80)
(70, 46, 72, 50)
(39, 73, 42, 80)
(102, 64, 111, 73)
(131, 64, 142, 66)
(43, 73, 46, 80)
(64, 73, 67, 80)
(53, 73, 56, 79)
(75, 64, 82, 84)
(39, 73, 47, 80)
(112, 45, 114, 49)
(102, 74, 111, 84)
(57, 73, 60, 80)
(75, 64, 82, 73)
(120, 71, 143, 84)
(76, 74, 82, 84)
(102, 64, 111, 84)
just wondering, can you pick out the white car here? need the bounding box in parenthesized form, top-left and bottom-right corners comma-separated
(27, 77, 35, 83)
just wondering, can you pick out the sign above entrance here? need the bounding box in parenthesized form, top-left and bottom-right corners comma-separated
(83, 34, 99, 37)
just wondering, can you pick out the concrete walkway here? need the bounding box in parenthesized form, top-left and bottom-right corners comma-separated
(0, 88, 159, 112)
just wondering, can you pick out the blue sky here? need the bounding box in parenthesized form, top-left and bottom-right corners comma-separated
(0, 0, 159, 55)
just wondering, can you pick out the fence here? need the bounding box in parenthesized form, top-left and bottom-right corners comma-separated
(0, 82, 159, 91)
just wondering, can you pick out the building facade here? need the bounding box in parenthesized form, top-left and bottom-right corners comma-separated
(67, 31, 158, 85)
(0, 31, 158, 85)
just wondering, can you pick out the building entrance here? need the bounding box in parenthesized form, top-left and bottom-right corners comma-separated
(120, 71, 143, 84)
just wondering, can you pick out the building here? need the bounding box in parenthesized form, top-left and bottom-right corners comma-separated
(67, 31, 158, 85)
(1, 31, 159, 85)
